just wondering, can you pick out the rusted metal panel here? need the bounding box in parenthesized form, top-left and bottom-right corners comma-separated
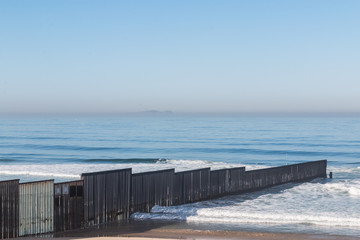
(70, 181, 83, 230)
(54, 180, 83, 232)
(83, 174, 94, 225)
(131, 169, 174, 213)
(173, 168, 210, 205)
(242, 160, 327, 191)
(173, 171, 183, 205)
(210, 169, 228, 198)
(94, 173, 106, 224)
(228, 167, 245, 193)
(294, 160, 327, 180)
(0, 179, 19, 239)
(81, 168, 131, 227)
(19, 180, 54, 236)
(209, 167, 245, 198)
(105, 172, 116, 222)
(199, 168, 210, 200)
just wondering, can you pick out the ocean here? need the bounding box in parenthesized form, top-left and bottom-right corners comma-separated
(1, 115, 359, 236)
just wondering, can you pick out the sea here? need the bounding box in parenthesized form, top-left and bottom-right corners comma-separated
(0, 115, 359, 236)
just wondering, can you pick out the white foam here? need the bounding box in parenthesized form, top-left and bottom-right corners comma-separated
(162, 159, 246, 171)
(132, 175, 360, 230)
(328, 166, 360, 174)
(187, 211, 360, 227)
(324, 180, 360, 197)
(0, 170, 79, 179)
(133, 204, 360, 228)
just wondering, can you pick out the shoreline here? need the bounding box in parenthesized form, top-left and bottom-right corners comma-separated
(20, 229, 360, 240)
(42, 219, 360, 240)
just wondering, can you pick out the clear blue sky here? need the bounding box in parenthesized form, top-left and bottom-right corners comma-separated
(1, 0, 359, 114)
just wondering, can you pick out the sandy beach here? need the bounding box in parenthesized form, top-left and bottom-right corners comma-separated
(19, 228, 360, 240)
(13, 219, 358, 240)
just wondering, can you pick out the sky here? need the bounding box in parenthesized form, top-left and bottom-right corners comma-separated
(1, 0, 359, 114)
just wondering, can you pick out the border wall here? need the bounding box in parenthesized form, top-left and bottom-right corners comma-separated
(173, 168, 211, 205)
(210, 167, 245, 198)
(0, 180, 19, 239)
(19, 180, 54, 236)
(131, 169, 174, 213)
(81, 168, 131, 227)
(54, 180, 84, 232)
(242, 160, 327, 191)
(0, 160, 327, 238)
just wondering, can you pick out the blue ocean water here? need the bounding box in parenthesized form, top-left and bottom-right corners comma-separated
(0, 116, 359, 236)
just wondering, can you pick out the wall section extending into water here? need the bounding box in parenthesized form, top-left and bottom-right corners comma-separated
(131, 169, 175, 213)
(0, 160, 327, 238)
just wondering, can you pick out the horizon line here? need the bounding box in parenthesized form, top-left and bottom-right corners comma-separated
(1, 110, 360, 117)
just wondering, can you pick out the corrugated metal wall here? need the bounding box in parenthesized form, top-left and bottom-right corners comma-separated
(0, 160, 327, 238)
(173, 168, 211, 205)
(227, 167, 245, 193)
(19, 180, 54, 236)
(0, 180, 19, 239)
(243, 160, 327, 191)
(209, 167, 245, 198)
(295, 160, 327, 180)
(131, 169, 174, 213)
(210, 169, 228, 197)
(82, 168, 131, 227)
(54, 180, 83, 232)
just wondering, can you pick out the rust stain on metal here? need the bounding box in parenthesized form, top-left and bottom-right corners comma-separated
(0, 180, 19, 239)
(19, 180, 54, 236)
(54, 180, 84, 232)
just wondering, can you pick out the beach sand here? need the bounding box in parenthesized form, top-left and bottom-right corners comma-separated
(18, 230, 360, 240)
(16, 219, 360, 240)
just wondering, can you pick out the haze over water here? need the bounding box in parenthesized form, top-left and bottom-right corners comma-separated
(0, 116, 359, 236)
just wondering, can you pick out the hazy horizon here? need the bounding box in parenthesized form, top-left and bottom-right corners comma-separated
(1, 110, 360, 118)
(1, 1, 359, 114)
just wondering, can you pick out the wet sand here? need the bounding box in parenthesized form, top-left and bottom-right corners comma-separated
(19, 229, 360, 240)
(16, 219, 360, 240)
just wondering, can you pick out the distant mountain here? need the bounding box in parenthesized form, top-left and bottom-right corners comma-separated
(139, 110, 174, 116)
